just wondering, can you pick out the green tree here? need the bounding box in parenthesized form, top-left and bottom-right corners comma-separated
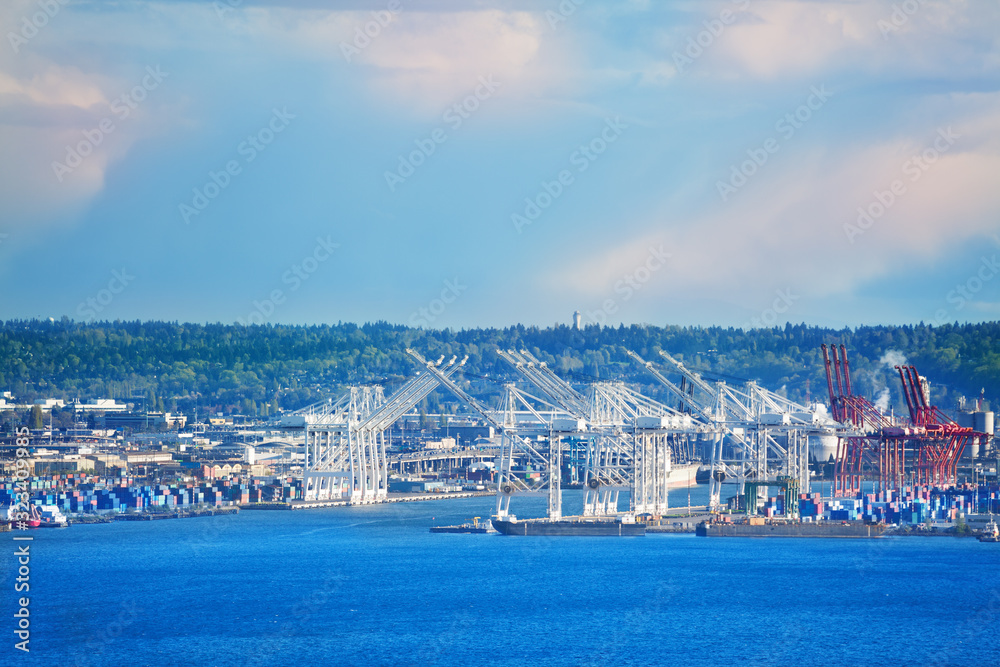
(30, 404, 43, 430)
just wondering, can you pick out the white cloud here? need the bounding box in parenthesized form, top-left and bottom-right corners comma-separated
(0, 66, 106, 109)
(546, 93, 1000, 315)
(681, 0, 1000, 80)
(360, 10, 544, 111)
(268, 8, 555, 114)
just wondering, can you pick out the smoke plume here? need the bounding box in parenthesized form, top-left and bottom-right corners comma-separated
(874, 387, 891, 412)
(879, 350, 907, 369)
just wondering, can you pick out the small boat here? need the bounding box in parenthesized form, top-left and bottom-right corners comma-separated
(430, 516, 497, 534)
(978, 520, 999, 543)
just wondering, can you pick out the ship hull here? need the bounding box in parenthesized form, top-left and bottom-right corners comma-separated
(492, 518, 645, 536)
(664, 462, 703, 489)
(697, 521, 886, 538)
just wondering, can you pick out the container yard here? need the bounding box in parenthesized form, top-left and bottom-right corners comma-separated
(0, 472, 303, 519)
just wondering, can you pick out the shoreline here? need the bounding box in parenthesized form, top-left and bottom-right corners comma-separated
(43, 490, 497, 525)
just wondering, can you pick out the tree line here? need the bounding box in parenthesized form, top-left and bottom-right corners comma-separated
(0, 318, 997, 422)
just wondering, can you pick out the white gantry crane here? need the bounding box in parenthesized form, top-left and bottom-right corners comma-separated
(629, 349, 834, 511)
(583, 380, 700, 517)
(407, 348, 581, 519)
(297, 356, 464, 503)
(427, 348, 699, 519)
(294, 345, 834, 518)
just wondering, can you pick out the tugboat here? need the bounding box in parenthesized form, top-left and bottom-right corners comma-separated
(430, 517, 497, 534)
(978, 519, 999, 543)
(38, 505, 69, 528)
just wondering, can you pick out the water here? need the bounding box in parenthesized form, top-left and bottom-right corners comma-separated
(3, 494, 1000, 666)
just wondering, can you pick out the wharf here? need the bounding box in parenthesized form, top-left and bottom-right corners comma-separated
(68, 515, 113, 525)
(697, 520, 887, 538)
(113, 507, 239, 521)
(288, 490, 493, 510)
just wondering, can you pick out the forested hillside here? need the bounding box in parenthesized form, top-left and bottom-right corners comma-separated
(0, 319, 997, 418)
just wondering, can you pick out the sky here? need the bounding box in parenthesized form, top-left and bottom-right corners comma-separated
(1, 0, 998, 330)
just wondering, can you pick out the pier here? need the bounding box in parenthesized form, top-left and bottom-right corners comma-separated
(290, 490, 493, 509)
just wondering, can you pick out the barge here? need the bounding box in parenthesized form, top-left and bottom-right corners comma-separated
(492, 515, 645, 536)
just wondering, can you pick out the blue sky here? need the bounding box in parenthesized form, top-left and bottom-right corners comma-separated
(1, 0, 998, 329)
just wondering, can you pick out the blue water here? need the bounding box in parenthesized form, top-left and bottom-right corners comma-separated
(3, 491, 1000, 667)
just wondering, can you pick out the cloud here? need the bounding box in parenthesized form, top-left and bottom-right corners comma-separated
(0, 64, 114, 231)
(259, 7, 551, 114)
(684, 0, 1000, 81)
(716, 2, 875, 78)
(544, 92, 1000, 318)
(0, 66, 107, 109)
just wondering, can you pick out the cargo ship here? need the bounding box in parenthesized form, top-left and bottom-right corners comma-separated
(430, 516, 496, 534)
(491, 515, 645, 536)
(5, 502, 41, 528)
(695, 465, 726, 485)
(664, 462, 703, 489)
(697, 519, 887, 538)
(568, 463, 702, 490)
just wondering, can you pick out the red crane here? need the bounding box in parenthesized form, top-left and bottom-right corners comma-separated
(821, 346, 984, 496)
